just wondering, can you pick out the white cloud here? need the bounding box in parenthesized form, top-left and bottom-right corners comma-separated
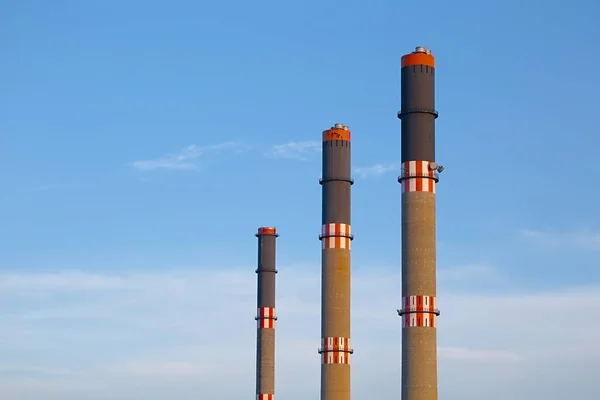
(131, 142, 241, 171)
(439, 347, 524, 363)
(0, 271, 125, 294)
(519, 228, 600, 250)
(0, 365, 82, 376)
(353, 163, 397, 178)
(269, 141, 321, 160)
(438, 263, 503, 282)
(0, 265, 597, 399)
(102, 361, 211, 378)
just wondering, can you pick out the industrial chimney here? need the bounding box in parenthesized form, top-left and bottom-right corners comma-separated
(255, 227, 278, 400)
(318, 123, 354, 400)
(397, 46, 442, 400)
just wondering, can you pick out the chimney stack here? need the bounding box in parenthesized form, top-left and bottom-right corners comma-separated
(255, 227, 278, 400)
(397, 46, 442, 400)
(318, 123, 354, 400)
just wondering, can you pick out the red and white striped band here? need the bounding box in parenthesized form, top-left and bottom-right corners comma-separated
(397, 295, 439, 328)
(256, 306, 276, 329)
(319, 337, 353, 364)
(399, 160, 437, 193)
(322, 351, 350, 364)
(321, 337, 352, 351)
(402, 295, 437, 311)
(401, 312, 437, 328)
(257, 394, 274, 400)
(320, 223, 352, 249)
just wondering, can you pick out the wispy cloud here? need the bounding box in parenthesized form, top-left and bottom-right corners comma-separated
(0, 365, 82, 376)
(438, 264, 504, 282)
(519, 229, 600, 250)
(131, 142, 241, 171)
(269, 141, 321, 161)
(439, 347, 524, 363)
(0, 271, 125, 295)
(102, 361, 211, 378)
(0, 265, 598, 399)
(353, 163, 397, 178)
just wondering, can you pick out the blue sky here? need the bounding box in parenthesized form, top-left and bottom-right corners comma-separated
(1, 0, 599, 399)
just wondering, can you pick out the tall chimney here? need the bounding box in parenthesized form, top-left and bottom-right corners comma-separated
(397, 46, 442, 400)
(318, 123, 354, 400)
(255, 227, 278, 400)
